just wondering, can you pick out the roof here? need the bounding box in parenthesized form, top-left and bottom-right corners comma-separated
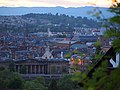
(13, 58, 69, 63)
(70, 44, 88, 49)
(42, 46, 53, 59)
(57, 41, 77, 44)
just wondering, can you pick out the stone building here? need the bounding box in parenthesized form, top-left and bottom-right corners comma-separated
(0, 46, 69, 79)
(0, 58, 69, 79)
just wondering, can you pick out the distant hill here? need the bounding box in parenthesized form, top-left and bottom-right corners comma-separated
(0, 13, 101, 32)
(0, 6, 113, 19)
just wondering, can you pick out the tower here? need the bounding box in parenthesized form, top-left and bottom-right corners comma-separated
(42, 46, 53, 59)
(47, 28, 53, 37)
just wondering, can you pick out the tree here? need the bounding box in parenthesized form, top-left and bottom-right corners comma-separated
(23, 77, 46, 90)
(20, 65, 26, 74)
(57, 75, 80, 90)
(24, 81, 37, 90)
(83, 62, 120, 90)
(95, 40, 102, 53)
(82, 61, 108, 90)
(93, 40, 103, 61)
(0, 66, 5, 71)
(8, 73, 24, 89)
(82, 3, 120, 90)
(104, 2, 120, 52)
(0, 69, 12, 89)
(64, 51, 72, 59)
(0, 69, 24, 89)
(8, 61, 15, 72)
(105, 67, 120, 90)
(48, 80, 58, 90)
(33, 77, 45, 85)
(73, 49, 85, 58)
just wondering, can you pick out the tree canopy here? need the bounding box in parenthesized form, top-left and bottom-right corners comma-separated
(104, 2, 120, 52)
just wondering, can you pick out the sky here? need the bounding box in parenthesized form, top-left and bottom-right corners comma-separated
(0, 0, 119, 7)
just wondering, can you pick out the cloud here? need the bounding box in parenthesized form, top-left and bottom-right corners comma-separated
(0, 0, 114, 7)
(22, 0, 87, 7)
(0, 0, 87, 7)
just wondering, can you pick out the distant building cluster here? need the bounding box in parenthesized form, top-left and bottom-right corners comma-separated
(0, 28, 111, 79)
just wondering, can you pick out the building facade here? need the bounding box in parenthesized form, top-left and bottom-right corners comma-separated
(0, 58, 69, 79)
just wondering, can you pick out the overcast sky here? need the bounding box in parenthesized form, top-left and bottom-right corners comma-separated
(0, 0, 119, 7)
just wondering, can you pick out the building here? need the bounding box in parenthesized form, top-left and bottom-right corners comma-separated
(0, 45, 69, 79)
(0, 58, 69, 79)
(70, 54, 92, 73)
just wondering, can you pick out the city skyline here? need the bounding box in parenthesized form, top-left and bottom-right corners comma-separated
(0, 0, 117, 7)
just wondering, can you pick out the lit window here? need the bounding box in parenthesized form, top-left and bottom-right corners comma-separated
(71, 58, 74, 61)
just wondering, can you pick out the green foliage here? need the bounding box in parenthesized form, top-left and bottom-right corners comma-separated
(94, 40, 102, 54)
(109, 3, 120, 14)
(73, 49, 79, 54)
(24, 81, 45, 90)
(82, 57, 120, 90)
(112, 39, 120, 51)
(0, 69, 12, 88)
(51, 66, 56, 74)
(24, 81, 37, 90)
(94, 40, 102, 48)
(8, 73, 24, 89)
(94, 51, 103, 60)
(71, 72, 86, 82)
(8, 61, 15, 72)
(104, 3, 120, 52)
(93, 40, 103, 61)
(64, 51, 72, 59)
(23, 77, 46, 90)
(83, 61, 108, 90)
(58, 34, 67, 38)
(107, 67, 120, 90)
(73, 50, 85, 58)
(33, 77, 45, 85)
(48, 80, 58, 90)
(110, 15, 120, 24)
(104, 28, 120, 52)
(71, 65, 79, 72)
(0, 69, 24, 89)
(57, 74, 80, 90)
(20, 65, 26, 74)
(0, 66, 5, 71)
(104, 28, 120, 38)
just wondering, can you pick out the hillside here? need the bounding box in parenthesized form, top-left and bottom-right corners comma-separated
(0, 13, 101, 32)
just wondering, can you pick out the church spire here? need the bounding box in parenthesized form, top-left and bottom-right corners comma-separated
(42, 46, 53, 59)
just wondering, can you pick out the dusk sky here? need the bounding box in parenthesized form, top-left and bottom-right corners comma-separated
(0, 0, 119, 7)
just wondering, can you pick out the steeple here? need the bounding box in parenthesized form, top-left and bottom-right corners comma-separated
(42, 46, 53, 59)
(47, 28, 53, 37)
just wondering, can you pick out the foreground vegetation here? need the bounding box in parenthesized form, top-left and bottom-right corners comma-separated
(0, 64, 120, 90)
